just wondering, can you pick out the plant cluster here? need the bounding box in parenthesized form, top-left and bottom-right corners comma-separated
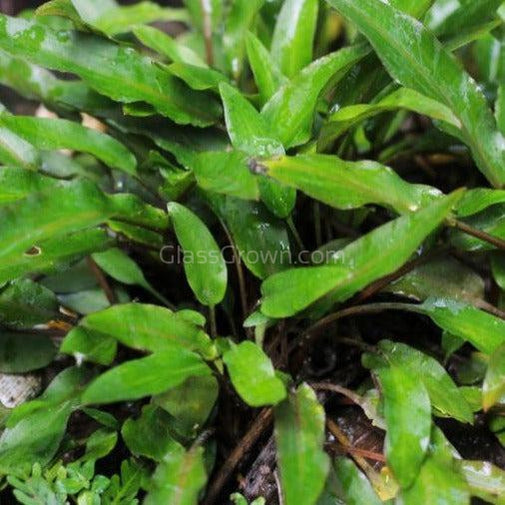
(0, 0, 505, 504)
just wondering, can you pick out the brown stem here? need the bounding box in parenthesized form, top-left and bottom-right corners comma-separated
(451, 219, 505, 251)
(203, 408, 273, 505)
(200, 0, 214, 66)
(86, 256, 116, 305)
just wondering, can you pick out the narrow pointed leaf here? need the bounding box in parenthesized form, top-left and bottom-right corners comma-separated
(334, 458, 382, 505)
(363, 354, 431, 488)
(246, 32, 287, 105)
(460, 460, 505, 505)
(167, 202, 227, 306)
(0, 115, 137, 174)
(275, 384, 330, 505)
(261, 191, 461, 317)
(223, 341, 286, 407)
(326, 0, 505, 188)
(457, 188, 505, 217)
(0, 14, 221, 126)
(379, 340, 473, 423)
(261, 44, 370, 148)
(144, 443, 207, 505)
(263, 153, 441, 214)
(82, 347, 211, 404)
(420, 298, 505, 354)
(270, 0, 319, 78)
(483, 342, 505, 410)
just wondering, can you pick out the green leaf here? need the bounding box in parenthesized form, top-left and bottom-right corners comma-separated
(457, 188, 505, 217)
(483, 342, 505, 411)
(121, 405, 176, 461)
(0, 123, 39, 170)
(223, 341, 286, 407)
(223, 0, 264, 79)
(70, 0, 188, 35)
(459, 460, 505, 505)
(363, 353, 431, 488)
(82, 347, 211, 404)
(0, 115, 136, 175)
(261, 44, 370, 148)
(144, 442, 207, 505)
(400, 427, 470, 505)
(60, 326, 118, 365)
(0, 279, 58, 328)
(420, 298, 505, 354)
(193, 150, 260, 200)
(133, 25, 207, 67)
(319, 87, 460, 149)
(246, 32, 287, 105)
(263, 153, 441, 214)
(379, 340, 473, 423)
(81, 427, 117, 462)
(261, 191, 462, 317)
(207, 194, 291, 279)
(92, 248, 169, 305)
(274, 383, 329, 505)
(270, 0, 319, 78)
(334, 458, 382, 505)
(64, 303, 215, 359)
(219, 81, 295, 218)
(497, 85, 505, 136)
(0, 332, 56, 373)
(326, 0, 505, 188)
(153, 374, 218, 435)
(0, 167, 58, 204)
(0, 14, 221, 126)
(167, 62, 228, 91)
(168, 202, 227, 306)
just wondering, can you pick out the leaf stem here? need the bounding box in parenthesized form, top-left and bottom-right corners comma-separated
(209, 305, 217, 339)
(86, 256, 116, 305)
(450, 219, 505, 251)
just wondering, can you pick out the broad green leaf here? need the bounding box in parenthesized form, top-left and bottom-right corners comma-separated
(223, 341, 286, 407)
(0, 14, 221, 126)
(207, 194, 291, 279)
(400, 427, 470, 504)
(133, 25, 207, 67)
(270, 0, 319, 78)
(70, 0, 188, 35)
(61, 326, 117, 365)
(0, 167, 59, 204)
(420, 298, 505, 354)
(144, 442, 207, 505)
(460, 460, 505, 505)
(334, 458, 382, 505)
(319, 87, 460, 149)
(246, 32, 287, 105)
(223, 0, 264, 79)
(0, 51, 114, 115)
(261, 44, 370, 148)
(193, 150, 259, 200)
(219, 81, 295, 218)
(390, 0, 435, 17)
(263, 153, 441, 214)
(0, 180, 164, 282)
(168, 202, 227, 306)
(326, 0, 505, 188)
(64, 303, 215, 359)
(153, 374, 218, 435)
(0, 228, 111, 285)
(82, 347, 211, 404)
(0, 123, 39, 170)
(0, 279, 58, 328)
(426, 0, 503, 38)
(363, 354, 431, 488)
(379, 340, 473, 423)
(483, 342, 505, 410)
(167, 62, 228, 91)
(121, 404, 176, 461)
(0, 402, 72, 472)
(274, 383, 329, 505)
(387, 257, 485, 304)
(497, 85, 505, 136)
(92, 248, 169, 305)
(0, 332, 56, 373)
(457, 188, 505, 217)
(0, 115, 136, 175)
(261, 191, 461, 317)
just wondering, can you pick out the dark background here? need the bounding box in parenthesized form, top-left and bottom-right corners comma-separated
(0, 0, 179, 15)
